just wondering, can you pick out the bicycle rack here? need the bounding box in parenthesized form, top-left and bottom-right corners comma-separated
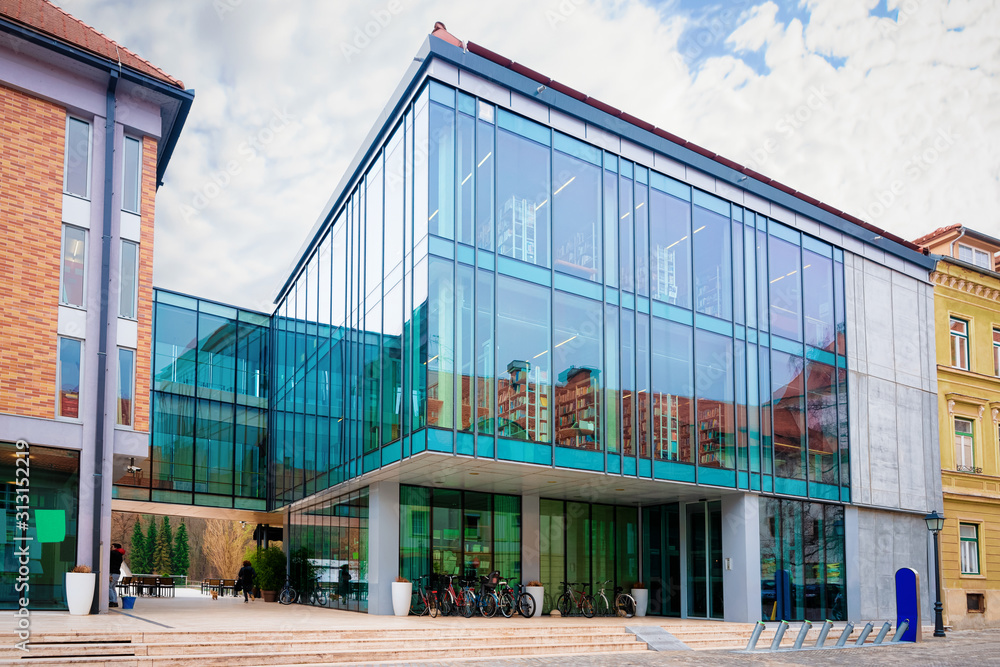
(743, 618, 913, 653)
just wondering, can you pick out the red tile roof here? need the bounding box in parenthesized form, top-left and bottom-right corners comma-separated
(911, 224, 961, 247)
(457, 37, 922, 254)
(0, 0, 184, 89)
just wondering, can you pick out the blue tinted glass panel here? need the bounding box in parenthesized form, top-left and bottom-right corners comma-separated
(428, 102, 455, 240)
(553, 149, 602, 282)
(803, 250, 835, 351)
(771, 350, 806, 480)
(769, 236, 802, 342)
(496, 276, 551, 442)
(553, 291, 603, 451)
(652, 318, 693, 464)
(457, 112, 475, 245)
(604, 169, 618, 288)
(693, 206, 732, 320)
(497, 127, 549, 267)
(477, 119, 494, 250)
(695, 329, 735, 469)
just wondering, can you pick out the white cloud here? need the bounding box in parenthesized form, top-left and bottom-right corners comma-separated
(56, 0, 1000, 310)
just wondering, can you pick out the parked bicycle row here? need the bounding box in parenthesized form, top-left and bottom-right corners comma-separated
(407, 574, 637, 619)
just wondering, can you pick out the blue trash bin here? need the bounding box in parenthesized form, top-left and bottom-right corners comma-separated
(122, 596, 136, 610)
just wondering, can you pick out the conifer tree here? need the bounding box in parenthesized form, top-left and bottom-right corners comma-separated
(173, 522, 190, 577)
(145, 519, 158, 574)
(129, 520, 148, 574)
(160, 516, 174, 567)
(152, 517, 172, 575)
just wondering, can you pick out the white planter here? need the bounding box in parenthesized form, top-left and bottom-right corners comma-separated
(631, 588, 648, 617)
(391, 581, 412, 616)
(65, 572, 96, 615)
(525, 586, 544, 618)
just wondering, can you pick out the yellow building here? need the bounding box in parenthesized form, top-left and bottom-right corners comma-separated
(917, 225, 1000, 629)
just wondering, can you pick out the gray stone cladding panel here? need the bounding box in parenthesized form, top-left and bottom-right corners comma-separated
(857, 508, 932, 622)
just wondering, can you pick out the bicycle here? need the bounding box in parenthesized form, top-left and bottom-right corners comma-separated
(613, 585, 636, 618)
(495, 577, 516, 618)
(308, 586, 329, 606)
(556, 581, 594, 618)
(410, 575, 438, 617)
(278, 574, 297, 605)
(439, 574, 474, 618)
(593, 579, 614, 617)
(476, 571, 501, 618)
(513, 579, 536, 618)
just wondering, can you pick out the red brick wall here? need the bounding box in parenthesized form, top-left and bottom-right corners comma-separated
(133, 136, 157, 433)
(0, 84, 64, 418)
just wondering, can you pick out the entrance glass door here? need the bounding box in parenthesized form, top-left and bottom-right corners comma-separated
(685, 500, 723, 619)
(641, 503, 680, 616)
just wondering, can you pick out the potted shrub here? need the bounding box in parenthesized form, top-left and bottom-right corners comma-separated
(525, 580, 544, 618)
(65, 565, 95, 615)
(391, 576, 412, 616)
(249, 546, 285, 602)
(631, 582, 648, 617)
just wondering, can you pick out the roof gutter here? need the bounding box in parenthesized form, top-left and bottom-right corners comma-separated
(0, 17, 194, 185)
(90, 69, 117, 613)
(949, 228, 967, 260)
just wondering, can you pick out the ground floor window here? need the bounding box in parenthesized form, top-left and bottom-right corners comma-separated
(399, 486, 520, 586)
(760, 497, 845, 621)
(286, 487, 368, 612)
(0, 442, 80, 610)
(539, 499, 638, 614)
(960, 523, 980, 575)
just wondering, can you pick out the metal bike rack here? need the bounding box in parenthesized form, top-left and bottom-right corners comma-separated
(743, 618, 912, 654)
(745, 621, 766, 651)
(814, 620, 833, 647)
(769, 620, 790, 650)
(792, 620, 812, 649)
(854, 621, 875, 646)
(890, 619, 909, 643)
(835, 621, 855, 647)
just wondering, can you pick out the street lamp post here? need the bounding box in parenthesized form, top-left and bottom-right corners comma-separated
(924, 510, 946, 637)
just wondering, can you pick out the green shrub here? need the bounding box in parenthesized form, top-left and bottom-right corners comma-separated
(248, 546, 285, 591)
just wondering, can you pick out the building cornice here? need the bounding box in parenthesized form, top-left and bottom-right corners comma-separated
(930, 270, 1000, 302)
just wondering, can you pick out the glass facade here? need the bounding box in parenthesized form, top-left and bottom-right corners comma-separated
(0, 442, 80, 610)
(268, 78, 849, 505)
(114, 290, 269, 509)
(286, 487, 368, 611)
(760, 497, 845, 621)
(399, 485, 520, 585)
(539, 499, 638, 613)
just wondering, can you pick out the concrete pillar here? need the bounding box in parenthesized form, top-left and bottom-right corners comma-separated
(844, 505, 861, 622)
(721, 492, 761, 623)
(367, 480, 400, 615)
(521, 494, 540, 583)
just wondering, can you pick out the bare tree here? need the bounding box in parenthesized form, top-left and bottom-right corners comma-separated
(201, 519, 253, 579)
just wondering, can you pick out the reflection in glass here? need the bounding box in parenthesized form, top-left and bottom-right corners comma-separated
(476, 119, 494, 250)
(456, 265, 475, 432)
(604, 168, 618, 288)
(769, 236, 802, 341)
(497, 128, 549, 266)
(61, 226, 86, 307)
(427, 258, 453, 429)
(365, 161, 384, 300)
(58, 337, 82, 418)
(803, 250, 835, 350)
(695, 329, 735, 469)
(693, 207, 732, 319)
(635, 182, 649, 296)
(553, 150, 602, 281)
(649, 189, 691, 308)
(806, 360, 838, 485)
(428, 102, 455, 239)
(553, 291, 602, 450)
(496, 276, 550, 442)
(457, 111, 475, 245)
(117, 347, 134, 426)
(619, 173, 634, 292)
(771, 350, 805, 479)
(621, 310, 635, 455)
(637, 313, 650, 457)
(605, 304, 620, 453)
(381, 280, 403, 444)
(652, 319, 693, 463)
(476, 270, 495, 433)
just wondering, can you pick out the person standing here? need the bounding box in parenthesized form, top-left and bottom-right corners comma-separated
(237, 560, 255, 604)
(109, 543, 125, 607)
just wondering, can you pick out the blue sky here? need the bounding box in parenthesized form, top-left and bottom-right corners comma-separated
(56, 0, 1000, 310)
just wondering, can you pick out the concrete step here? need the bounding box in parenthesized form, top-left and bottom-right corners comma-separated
(0, 639, 648, 666)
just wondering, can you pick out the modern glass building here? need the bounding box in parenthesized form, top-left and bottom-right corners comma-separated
(141, 28, 943, 622)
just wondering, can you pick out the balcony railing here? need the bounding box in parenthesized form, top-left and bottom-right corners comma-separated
(955, 465, 983, 474)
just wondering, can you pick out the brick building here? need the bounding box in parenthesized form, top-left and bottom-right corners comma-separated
(0, 0, 191, 611)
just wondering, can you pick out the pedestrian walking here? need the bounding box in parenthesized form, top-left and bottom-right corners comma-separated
(237, 560, 255, 603)
(109, 543, 125, 607)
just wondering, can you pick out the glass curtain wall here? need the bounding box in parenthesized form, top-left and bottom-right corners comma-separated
(285, 487, 369, 612)
(116, 290, 268, 509)
(760, 497, 846, 621)
(270, 77, 850, 507)
(399, 485, 521, 585)
(0, 443, 80, 610)
(539, 499, 638, 613)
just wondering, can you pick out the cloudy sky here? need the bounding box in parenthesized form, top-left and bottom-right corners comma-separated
(62, 0, 1000, 312)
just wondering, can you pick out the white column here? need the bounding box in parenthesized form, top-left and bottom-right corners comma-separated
(721, 493, 761, 623)
(844, 505, 861, 622)
(367, 480, 400, 615)
(521, 494, 540, 583)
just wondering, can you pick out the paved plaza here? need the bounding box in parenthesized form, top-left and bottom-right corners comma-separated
(357, 629, 1000, 667)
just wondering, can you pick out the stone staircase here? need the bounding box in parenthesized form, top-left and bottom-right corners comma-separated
(0, 626, 649, 665)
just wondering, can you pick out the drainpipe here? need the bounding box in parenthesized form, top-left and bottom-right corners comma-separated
(949, 228, 967, 260)
(91, 69, 118, 613)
